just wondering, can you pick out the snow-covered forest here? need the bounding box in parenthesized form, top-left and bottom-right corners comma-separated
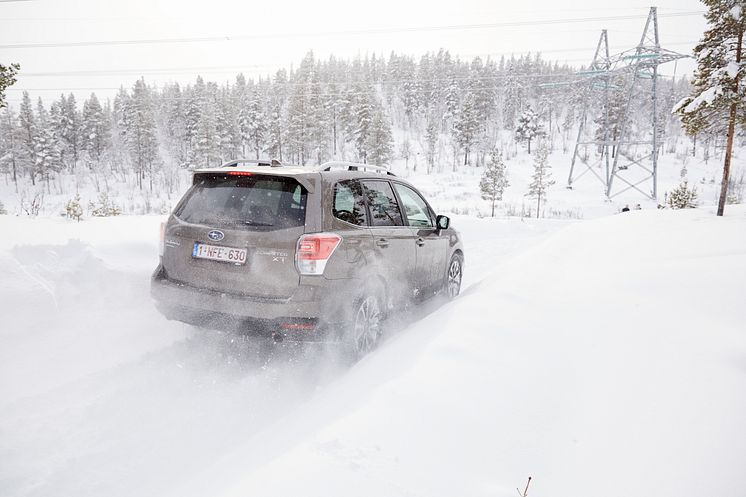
(0, 49, 705, 216)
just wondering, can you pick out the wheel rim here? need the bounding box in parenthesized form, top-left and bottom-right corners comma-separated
(353, 296, 381, 355)
(447, 257, 462, 298)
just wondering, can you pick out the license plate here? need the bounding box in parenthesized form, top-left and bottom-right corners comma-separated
(192, 243, 247, 264)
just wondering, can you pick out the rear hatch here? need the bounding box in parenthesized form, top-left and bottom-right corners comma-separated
(163, 172, 307, 299)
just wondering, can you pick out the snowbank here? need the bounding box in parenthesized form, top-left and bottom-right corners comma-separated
(202, 207, 746, 497)
(1, 208, 744, 497)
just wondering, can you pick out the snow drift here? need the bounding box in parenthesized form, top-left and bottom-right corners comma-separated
(1, 208, 745, 497)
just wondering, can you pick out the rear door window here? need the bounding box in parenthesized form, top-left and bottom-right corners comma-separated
(174, 174, 306, 230)
(362, 180, 404, 227)
(333, 180, 368, 226)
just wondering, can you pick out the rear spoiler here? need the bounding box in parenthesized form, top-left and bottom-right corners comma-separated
(192, 170, 316, 193)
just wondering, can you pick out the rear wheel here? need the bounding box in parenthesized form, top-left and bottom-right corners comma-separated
(445, 253, 463, 298)
(347, 294, 383, 358)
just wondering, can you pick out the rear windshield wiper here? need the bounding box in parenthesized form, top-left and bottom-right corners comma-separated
(243, 220, 275, 226)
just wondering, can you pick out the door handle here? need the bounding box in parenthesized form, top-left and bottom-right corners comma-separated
(376, 238, 389, 248)
(416, 238, 425, 247)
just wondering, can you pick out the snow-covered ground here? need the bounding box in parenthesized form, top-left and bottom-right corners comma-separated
(1, 206, 745, 497)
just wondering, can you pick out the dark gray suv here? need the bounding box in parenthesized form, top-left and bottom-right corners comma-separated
(151, 159, 463, 356)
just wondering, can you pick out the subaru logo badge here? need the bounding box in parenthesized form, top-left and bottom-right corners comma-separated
(207, 230, 224, 242)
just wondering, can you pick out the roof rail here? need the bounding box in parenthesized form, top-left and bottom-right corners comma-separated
(221, 158, 282, 168)
(318, 161, 395, 176)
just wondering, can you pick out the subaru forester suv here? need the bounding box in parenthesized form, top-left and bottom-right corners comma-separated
(151, 159, 463, 356)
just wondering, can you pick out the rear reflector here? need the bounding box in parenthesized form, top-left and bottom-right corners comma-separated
(159, 222, 166, 256)
(280, 322, 316, 331)
(296, 233, 342, 275)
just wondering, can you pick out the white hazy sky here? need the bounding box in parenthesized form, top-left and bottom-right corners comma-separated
(1, 0, 706, 105)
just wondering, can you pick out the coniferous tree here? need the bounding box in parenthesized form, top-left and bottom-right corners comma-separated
(452, 91, 481, 165)
(425, 117, 439, 173)
(366, 108, 394, 166)
(0, 108, 23, 188)
(353, 87, 375, 163)
(190, 83, 221, 169)
(266, 69, 288, 161)
(239, 86, 267, 159)
(81, 93, 110, 167)
(675, 0, 745, 216)
(34, 98, 63, 192)
(17, 91, 36, 184)
(667, 180, 699, 209)
(216, 87, 239, 162)
(0, 63, 19, 109)
(160, 83, 188, 168)
(121, 79, 160, 189)
(515, 105, 544, 154)
(525, 141, 554, 218)
(479, 147, 509, 217)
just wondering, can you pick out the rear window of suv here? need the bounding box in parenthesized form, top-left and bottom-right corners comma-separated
(174, 174, 306, 230)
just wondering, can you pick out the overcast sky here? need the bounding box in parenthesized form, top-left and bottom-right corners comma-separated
(1, 0, 706, 105)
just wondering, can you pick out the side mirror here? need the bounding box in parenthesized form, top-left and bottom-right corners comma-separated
(436, 215, 450, 230)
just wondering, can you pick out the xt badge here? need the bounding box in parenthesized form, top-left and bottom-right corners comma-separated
(256, 249, 289, 263)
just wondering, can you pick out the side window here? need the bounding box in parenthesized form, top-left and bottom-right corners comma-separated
(362, 180, 404, 227)
(394, 183, 435, 228)
(333, 180, 368, 226)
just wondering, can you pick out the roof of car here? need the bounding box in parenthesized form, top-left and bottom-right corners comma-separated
(192, 160, 405, 193)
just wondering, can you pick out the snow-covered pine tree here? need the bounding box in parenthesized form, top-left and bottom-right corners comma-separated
(366, 108, 394, 166)
(309, 67, 332, 165)
(667, 180, 699, 209)
(425, 116, 439, 173)
(50, 93, 80, 170)
(452, 91, 481, 166)
(351, 85, 375, 163)
(215, 86, 240, 162)
(502, 56, 523, 130)
(266, 69, 288, 161)
(159, 83, 188, 169)
(515, 105, 544, 154)
(286, 52, 317, 164)
(122, 79, 160, 189)
(479, 147, 509, 217)
(190, 83, 221, 169)
(443, 76, 460, 129)
(62, 93, 80, 168)
(674, 0, 745, 216)
(0, 107, 23, 188)
(33, 98, 63, 192)
(525, 140, 554, 218)
(81, 93, 110, 168)
(65, 194, 83, 221)
(401, 58, 420, 122)
(239, 86, 268, 159)
(184, 76, 206, 157)
(0, 63, 19, 110)
(17, 91, 36, 185)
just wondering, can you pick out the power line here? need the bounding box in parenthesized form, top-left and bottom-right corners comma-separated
(8, 41, 696, 80)
(0, 11, 704, 50)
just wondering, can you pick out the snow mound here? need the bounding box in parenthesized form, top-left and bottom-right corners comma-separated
(205, 207, 746, 497)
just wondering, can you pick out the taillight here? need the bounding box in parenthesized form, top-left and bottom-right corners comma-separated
(159, 222, 166, 256)
(295, 233, 342, 275)
(226, 171, 253, 176)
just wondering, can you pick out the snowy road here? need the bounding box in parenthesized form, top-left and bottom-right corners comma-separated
(0, 214, 566, 497)
(1, 211, 745, 497)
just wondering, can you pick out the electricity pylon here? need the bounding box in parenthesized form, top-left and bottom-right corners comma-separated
(567, 7, 689, 200)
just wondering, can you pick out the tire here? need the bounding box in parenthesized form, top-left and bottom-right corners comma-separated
(445, 253, 463, 299)
(346, 293, 383, 359)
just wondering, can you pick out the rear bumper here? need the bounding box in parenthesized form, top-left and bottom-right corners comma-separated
(150, 263, 351, 340)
